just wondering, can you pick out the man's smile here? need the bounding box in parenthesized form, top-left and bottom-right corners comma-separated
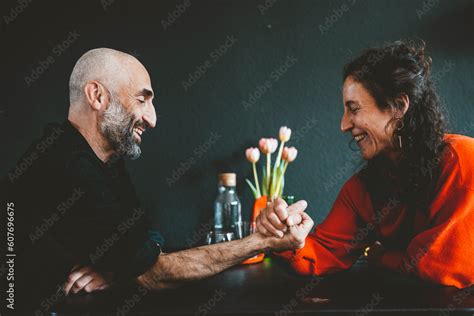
(133, 126, 145, 143)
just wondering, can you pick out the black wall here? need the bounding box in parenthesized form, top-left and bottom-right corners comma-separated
(2, 0, 473, 249)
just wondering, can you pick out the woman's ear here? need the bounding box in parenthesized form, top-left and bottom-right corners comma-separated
(398, 93, 410, 116)
(392, 94, 410, 118)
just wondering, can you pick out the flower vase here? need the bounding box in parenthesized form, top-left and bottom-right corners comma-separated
(241, 195, 267, 264)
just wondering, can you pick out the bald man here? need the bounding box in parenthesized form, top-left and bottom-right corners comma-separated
(4, 48, 312, 303)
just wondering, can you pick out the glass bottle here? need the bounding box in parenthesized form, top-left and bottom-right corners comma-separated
(214, 173, 242, 240)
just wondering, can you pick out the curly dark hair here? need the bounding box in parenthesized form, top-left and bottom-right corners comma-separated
(343, 40, 447, 214)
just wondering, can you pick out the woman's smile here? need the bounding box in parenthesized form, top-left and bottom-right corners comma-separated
(341, 76, 399, 161)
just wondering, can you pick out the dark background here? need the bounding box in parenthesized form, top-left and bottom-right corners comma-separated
(1, 0, 473, 249)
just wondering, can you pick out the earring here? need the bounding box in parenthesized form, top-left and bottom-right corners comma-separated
(396, 119, 404, 149)
(349, 138, 360, 152)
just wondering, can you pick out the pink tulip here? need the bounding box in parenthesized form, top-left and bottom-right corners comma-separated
(258, 138, 267, 153)
(258, 138, 278, 154)
(267, 138, 278, 153)
(245, 147, 260, 163)
(282, 146, 298, 162)
(279, 126, 292, 142)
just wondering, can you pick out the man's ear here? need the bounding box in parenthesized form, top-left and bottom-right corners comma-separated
(83, 81, 109, 111)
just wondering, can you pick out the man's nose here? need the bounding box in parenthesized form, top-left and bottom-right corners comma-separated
(340, 112, 353, 133)
(143, 103, 157, 128)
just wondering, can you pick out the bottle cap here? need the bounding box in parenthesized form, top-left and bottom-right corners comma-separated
(218, 173, 236, 187)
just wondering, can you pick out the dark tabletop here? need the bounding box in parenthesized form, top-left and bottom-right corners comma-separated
(52, 256, 474, 315)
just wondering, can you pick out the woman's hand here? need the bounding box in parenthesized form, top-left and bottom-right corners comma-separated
(264, 211, 315, 252)
(256, 198, 308, 238)
(364, 241, 385, 266)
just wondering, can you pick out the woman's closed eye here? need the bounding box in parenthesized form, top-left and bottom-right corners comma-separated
(350, 106, 360, 114)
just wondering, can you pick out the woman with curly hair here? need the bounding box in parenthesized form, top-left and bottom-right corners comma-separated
(257, 40, 474, 288)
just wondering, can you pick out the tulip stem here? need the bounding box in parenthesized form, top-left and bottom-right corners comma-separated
(270, 141, 285, 197)
(252, 163, 261, 198)
(273, 141, 285, 172)
(274, 161, 288, 196)
(266, 153, 271, 194)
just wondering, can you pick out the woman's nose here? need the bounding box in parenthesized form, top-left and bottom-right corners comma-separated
(340, 112, 353, 133)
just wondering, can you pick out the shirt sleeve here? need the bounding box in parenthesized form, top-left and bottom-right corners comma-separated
(379, 143, 474, 288)
(276, 175, 374, 275)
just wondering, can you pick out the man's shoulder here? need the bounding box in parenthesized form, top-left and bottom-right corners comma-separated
(5, 120, 99, 185)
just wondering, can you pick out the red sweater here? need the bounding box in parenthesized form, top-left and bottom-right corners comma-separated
(278, 134, 474, 288)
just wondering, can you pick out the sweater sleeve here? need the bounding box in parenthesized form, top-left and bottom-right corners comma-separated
(276, 175, 374, 275)
(380, 140, 474, 288)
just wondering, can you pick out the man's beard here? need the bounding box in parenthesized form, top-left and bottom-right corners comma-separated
(100, 97, 142, 160)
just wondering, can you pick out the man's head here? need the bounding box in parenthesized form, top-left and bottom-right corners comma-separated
(68, 48, 156, 160)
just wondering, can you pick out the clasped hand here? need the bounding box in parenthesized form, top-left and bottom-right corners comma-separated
(256, 198, 314, 252)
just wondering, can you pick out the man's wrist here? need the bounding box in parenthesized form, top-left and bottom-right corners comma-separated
(247, 232, 273, 253)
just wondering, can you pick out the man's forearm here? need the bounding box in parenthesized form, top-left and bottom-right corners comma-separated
(137, 233, 270, 289)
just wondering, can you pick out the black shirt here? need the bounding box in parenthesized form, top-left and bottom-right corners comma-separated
(2, 120, 163, 305)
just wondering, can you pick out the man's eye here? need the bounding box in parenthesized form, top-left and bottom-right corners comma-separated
(137, 99, 145, 104)
(350, 107, 359, 113)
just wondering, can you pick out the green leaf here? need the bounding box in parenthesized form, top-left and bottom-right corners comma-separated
(245, 178, 258, 199)
(278, 175, 285, 196)
(270, 168, 278, 197)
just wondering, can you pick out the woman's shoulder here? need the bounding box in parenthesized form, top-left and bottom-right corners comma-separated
(443, 134, 474, 163)
(340, 172, 368, 195)
(444, 133, 474, 153)
(440, 134, 474, 189)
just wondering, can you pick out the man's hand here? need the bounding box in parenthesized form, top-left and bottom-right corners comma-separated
(63, 265, 113, 295)
(256, 198, 308, 237)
